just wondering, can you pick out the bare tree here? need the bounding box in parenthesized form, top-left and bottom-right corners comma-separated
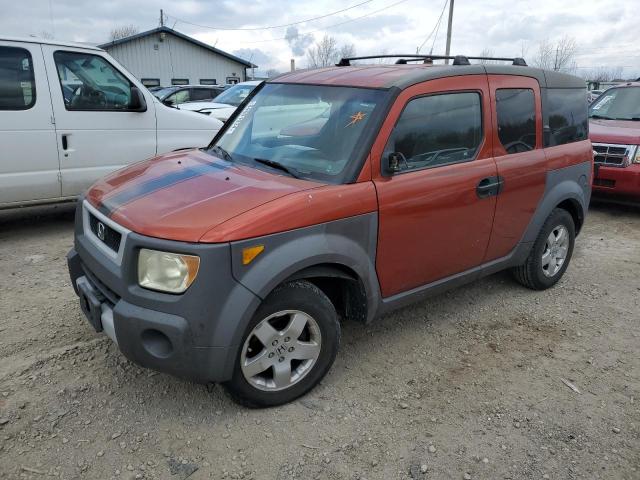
(110, 25, 139, 42)
(531, 36, 577, 73)
(582, 66, 624, 82)
(477, 48, 499, 64)
(339, 44, 356, 60)
(306, 35, 339, 68)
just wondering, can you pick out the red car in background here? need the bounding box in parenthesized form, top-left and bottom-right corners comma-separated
(589, 83, 640, 202)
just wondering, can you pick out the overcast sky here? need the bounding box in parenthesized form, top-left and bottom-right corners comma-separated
(1, 0, 638, 78)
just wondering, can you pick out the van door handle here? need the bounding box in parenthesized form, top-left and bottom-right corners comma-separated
(476, 176, 503, 198)
(61, 134, 68, 151)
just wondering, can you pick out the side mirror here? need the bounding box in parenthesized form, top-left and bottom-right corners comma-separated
(382, 152, 404, 176)
(129, 87, 147, 112)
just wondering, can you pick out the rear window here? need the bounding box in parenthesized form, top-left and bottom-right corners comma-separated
(495, 88, 536, 154)
(0, 46, 36, 110)
(544, 88, 588, 146)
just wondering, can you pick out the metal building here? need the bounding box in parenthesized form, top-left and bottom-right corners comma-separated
(99, 26, 256, 88)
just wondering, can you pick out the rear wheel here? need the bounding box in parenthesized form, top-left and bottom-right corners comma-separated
(512, 208, 575, 290)
(223, 281, 340, 408)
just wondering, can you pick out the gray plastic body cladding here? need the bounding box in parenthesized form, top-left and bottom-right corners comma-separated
(521, 160, 591, 244)
(378, 160, 591, 315)
(229, 213, 381, 332)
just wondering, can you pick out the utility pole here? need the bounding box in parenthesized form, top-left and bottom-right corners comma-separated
(160, 9, 164, 27)
(444, 0, 454, 64)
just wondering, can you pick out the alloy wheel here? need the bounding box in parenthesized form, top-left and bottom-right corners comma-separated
(541, 225, 569, 277)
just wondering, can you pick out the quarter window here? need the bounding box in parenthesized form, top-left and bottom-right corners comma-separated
(53, 51, 135, 111)
(544, 88, 588, 146)
(0, 46, 36, 110)
(495, 88, 536, 154)
(386, 92, 483, 171)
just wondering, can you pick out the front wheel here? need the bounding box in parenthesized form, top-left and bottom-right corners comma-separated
(512, 208, 576, 290)
(223, 281, 340, 408)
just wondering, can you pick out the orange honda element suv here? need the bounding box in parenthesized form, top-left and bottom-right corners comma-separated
(68, 54, 592, 407)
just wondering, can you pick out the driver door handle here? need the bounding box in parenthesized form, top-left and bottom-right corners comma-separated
(476, 176, 503, 199)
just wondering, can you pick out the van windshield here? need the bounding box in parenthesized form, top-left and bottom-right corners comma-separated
(209, 83, 385, 183)
(589, 86, 640, 120)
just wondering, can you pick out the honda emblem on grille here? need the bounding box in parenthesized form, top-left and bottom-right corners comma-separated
(97, 222, 106, 241)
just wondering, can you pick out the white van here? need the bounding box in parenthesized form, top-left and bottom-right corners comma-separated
(0, 37, 223, 209)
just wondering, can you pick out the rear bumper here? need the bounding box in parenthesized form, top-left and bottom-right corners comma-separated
(593, 164, 640, 200)
(67, 200, 262, 384)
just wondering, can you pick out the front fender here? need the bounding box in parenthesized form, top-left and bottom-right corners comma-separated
(229, 213, 381, 331)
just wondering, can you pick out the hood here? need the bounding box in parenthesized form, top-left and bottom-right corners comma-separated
(590, 118, 640, 145)
(86, 149, 321, 242)
(179, 102, 233, 111)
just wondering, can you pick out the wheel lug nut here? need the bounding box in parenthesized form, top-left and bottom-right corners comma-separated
(268, 352, 274, 358)
(278, 356, 285, 362)
(272, 340, 278, 346)
(288, 347, 294, 352)
(284, 337, 290, 342)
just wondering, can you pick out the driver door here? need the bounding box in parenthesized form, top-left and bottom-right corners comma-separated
(41, 45, 156, 196)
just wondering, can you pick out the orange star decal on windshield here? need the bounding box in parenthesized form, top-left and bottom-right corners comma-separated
(346, 111, 366, 127)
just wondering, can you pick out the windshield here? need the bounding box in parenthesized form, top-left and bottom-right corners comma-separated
(213, 83, 259, 106)
(152, 87, 177, 100)
(210, 83, 385, 183)
(589, 86, 640, 120)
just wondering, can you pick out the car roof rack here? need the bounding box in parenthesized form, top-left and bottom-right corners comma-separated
(335, 54, 527, 67)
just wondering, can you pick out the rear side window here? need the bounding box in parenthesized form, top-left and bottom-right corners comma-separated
(496, 89, 536, 154)
(387, 92, 483, 171)
(191, 88, 214, 101)
(544, 89, 588, 146)
(0, 46, 36, 110)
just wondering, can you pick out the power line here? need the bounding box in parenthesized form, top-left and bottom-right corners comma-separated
(195, 0, 413, 45)
(417, 0, 448, 53)
(166, 0, 375, 31)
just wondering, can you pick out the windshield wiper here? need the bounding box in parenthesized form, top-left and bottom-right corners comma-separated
(210, 145, 233, 162)
(253, 158, 300, 179)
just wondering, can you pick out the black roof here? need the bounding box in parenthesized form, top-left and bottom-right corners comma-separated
(98, 26, 256, 68)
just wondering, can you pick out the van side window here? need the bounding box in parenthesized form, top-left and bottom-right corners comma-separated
(0, 46, 36, 110)
(53, 51, 134, 111)
(495, 88, 536, 154)
(543, 88, 588, 146)
(386, 92, 483, 172)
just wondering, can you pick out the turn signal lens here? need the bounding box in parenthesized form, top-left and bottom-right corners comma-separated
(242, 245, 264, 265)
(138, 249, 200, 293)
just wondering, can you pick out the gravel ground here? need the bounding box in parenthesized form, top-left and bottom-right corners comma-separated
(0, 201, 638, 480)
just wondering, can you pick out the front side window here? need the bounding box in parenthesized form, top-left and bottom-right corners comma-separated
(166, 89, 190, 105)
(544, 88, 588, 146)
(589, 86, 640, 121)
(385, 92, 483, 171)
(53, 51, 134, 111)
(496, 88, 536, 153)
(0, 46, 36, 110)
(212, 83, 385, 184)
(191, 88, 215, 101)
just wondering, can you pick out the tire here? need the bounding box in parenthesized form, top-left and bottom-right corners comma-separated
(512, 208, 575, 290)
(223, 280, 340, 408)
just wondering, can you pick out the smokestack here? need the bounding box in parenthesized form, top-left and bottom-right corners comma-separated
(290, 59, 295, 72)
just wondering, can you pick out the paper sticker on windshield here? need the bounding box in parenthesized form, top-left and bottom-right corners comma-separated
(592, 95, 612, 110)
(346, 111, 366, 127)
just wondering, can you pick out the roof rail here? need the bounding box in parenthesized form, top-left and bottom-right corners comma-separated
(335, 54, 527, 67)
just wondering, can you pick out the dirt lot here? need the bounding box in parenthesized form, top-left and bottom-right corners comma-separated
(0, 201, 638, 480)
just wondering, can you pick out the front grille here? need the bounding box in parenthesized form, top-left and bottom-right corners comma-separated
(89, 212, 122, 253)
(592, 143, 633, 168)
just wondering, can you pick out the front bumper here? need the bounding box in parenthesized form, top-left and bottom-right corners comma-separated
(68, 200, 261, 384)
(593, 163, 640, 201)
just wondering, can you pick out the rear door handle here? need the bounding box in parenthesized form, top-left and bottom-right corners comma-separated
(476, 176, 503, 199)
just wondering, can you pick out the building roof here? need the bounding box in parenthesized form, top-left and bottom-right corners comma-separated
(98, 26, 256, 68)
(271, 63, 584, 90)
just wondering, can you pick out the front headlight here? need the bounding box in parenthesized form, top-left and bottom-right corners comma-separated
(634, 145, 640, 164)
(137, 249, 200, 294)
